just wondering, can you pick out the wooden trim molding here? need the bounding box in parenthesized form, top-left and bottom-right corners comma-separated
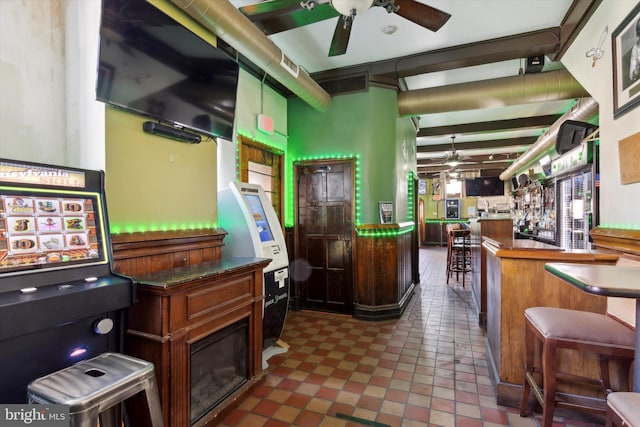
(111, 228, 227, 277)
(590, 227, 640, 256)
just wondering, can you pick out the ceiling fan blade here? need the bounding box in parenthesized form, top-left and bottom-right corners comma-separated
(329, 15, 352, 57)
(393, 0, 451, 32)
(240, 2, 339, 35)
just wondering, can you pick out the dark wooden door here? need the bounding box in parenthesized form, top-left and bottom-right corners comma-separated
(296, 161, 353, 314)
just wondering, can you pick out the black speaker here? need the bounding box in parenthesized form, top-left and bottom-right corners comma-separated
(142, 121, 202, 144)
(555, 120, 597, 154)
(525, 55, 545, 74)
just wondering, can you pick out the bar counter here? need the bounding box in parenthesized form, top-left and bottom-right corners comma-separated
(468, 217, 513, 325)
(482, 237, 619, 407)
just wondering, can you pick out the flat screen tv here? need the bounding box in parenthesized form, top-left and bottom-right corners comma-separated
(96, 0, 240, 140)
(465, 177, 505, 197)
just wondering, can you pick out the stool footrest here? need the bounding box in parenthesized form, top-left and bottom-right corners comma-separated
(525, 372, 608, 415)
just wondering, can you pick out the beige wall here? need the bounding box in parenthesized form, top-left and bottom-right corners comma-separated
(105, 108, 217, 233)
(562, 0, 640, 227)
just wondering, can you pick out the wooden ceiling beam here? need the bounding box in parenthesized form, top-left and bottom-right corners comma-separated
(418, 153, 516, 165)
(417, 137, 536, 153)
(552, 0, 602, 61)
(370, 28, 561, 79)
(417, 115, 561, 137)
(417, 161, 513, 172)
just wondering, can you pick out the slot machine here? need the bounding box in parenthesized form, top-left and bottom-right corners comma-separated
(0, 158, 135, 403)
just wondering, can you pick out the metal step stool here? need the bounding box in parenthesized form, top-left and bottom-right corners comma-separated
(27, 352, 163, 427)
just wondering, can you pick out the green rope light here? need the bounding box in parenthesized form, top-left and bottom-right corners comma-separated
(286, 154, 361, 228)
(407, 171, 415, 222)
(236, 128, 287, 181)
(110, 223, 217, 235)
(356, 225, 415, 237)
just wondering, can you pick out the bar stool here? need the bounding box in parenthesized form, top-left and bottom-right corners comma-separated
(606, 392, 640, 427)
(446, 223, 471, 286)
(519, 307, 635, 427)
(27, 352, 164, 427)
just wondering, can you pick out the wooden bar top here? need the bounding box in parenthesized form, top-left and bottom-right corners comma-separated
(483, 237, 618, 262)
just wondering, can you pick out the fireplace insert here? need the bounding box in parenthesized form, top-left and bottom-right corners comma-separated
(190, 318, 249, 424)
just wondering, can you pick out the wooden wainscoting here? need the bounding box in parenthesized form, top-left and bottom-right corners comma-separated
(353, 223, 416, 321)
(111, 228, 226, 276)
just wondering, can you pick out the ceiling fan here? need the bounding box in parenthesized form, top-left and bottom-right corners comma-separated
(442, 136, 473, 167)
(238, 0, 451, 57)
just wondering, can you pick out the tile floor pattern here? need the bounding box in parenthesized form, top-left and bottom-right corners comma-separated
(219, 248, 606, 427)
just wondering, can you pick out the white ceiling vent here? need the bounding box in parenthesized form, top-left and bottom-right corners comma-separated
(281, 52, 299, 78)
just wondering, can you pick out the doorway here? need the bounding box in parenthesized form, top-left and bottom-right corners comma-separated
(295, 160, 354, 314)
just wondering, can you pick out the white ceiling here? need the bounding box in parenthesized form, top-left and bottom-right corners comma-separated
(229, 0, 591, 176)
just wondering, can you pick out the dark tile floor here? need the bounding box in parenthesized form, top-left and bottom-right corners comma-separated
(219, 247, 605, 427)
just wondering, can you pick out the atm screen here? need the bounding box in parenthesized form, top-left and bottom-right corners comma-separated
(242, 194, 274, 243)
(0, 187, 109, 276)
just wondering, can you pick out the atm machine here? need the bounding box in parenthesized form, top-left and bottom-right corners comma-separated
(218, 181, 289, 350)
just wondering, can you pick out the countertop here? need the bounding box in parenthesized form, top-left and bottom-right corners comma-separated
(133, 257, 271, 288)
(482, 237, 618, 262)
(469, 215, 512, 221)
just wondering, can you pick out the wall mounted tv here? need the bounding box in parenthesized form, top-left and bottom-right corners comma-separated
(96, 0, 240, 140)
(465, 177, 505, 197)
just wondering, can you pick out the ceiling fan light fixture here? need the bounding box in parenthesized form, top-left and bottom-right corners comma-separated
(446, 160, 460, 167)
(330, 0, 374, 17)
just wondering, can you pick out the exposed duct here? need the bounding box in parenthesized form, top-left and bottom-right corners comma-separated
(169, 0, 331, 112)
(397, 69, 589, 116)
(498, 97, 598, 181)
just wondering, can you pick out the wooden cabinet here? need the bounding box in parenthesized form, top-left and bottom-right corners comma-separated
(126, 258, 270, 427)
(424, 222, 445, 246)
(468, 218, 513, 325)
(111, 230, 271, 426)
(424, 221, 466, 246)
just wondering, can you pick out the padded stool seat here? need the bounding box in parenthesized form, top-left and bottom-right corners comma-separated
(606, 392, 640, 427)
(27, 352, 163, 427)
(519, 307, 635, 427)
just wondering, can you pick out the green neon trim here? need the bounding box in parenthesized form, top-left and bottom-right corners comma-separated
(356, 225, 415, 237)
(110, 223, 217, 235)
(286, 154, 361, 228)
(236, 128, 287, 151)
(407, 172, 415, 222)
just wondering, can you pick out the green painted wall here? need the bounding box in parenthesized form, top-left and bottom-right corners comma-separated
(235, 69, 288, 151)
(287, 86, 416, 225)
